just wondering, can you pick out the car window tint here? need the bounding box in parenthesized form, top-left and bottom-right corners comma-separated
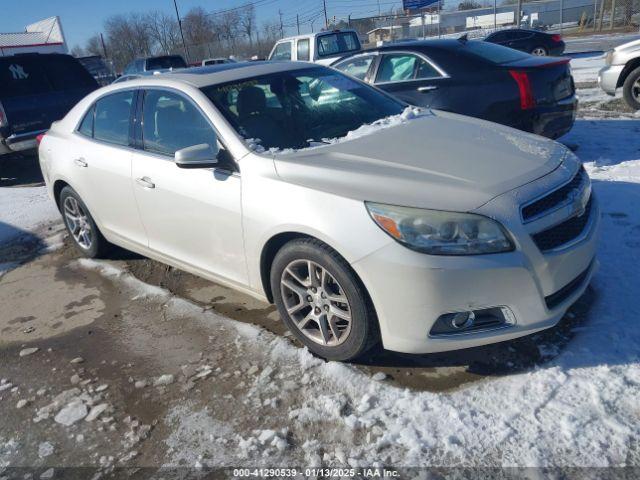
(297, 39, 310, 61)
(271, 42, 292, 60)
(335, 56, 374, 80)
(43, 56, 97, 90)
(78, 105, 94, 137)
(146, 56, 187, 71)
(0, 58, 51, 98)
(93, 90, 134, 146)
(142, 90, 216, 156)
(376, 54, 418, 82)
(415, 58, 441, 79)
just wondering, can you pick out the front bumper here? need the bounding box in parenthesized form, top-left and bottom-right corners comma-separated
(598, 64, 624, 95)
(351, 164, 600, 354)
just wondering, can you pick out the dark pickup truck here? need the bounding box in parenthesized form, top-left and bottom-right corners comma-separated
(0, 53, 98, 156)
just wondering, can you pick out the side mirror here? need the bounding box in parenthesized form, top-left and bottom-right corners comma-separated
(175, 143, 219, 169)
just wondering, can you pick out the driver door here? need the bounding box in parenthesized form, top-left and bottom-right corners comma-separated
(130, 88, 247, 286)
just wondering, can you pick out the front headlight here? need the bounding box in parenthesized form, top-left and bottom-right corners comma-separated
(366, 202, 514, 255)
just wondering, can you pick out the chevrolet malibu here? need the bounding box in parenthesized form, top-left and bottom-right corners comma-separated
(38, 62, 599, 361)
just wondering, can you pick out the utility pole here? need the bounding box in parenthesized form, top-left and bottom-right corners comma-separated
(99, 33, 108, 59)
(323, 0, 329, 29)
(516, 0, 522, 27)
(377, 0, 381, 16)
(494, 0, 497, 29)
(173, 0, 190, 62)
(560, 0, 564, 33)
(279, 10, 284, 38)
(297, 14, 300, 34)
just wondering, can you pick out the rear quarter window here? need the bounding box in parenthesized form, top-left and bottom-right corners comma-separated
(0, 58, 51, 98)
(43, 56, 97, 90)
(317, 32, 360, 58)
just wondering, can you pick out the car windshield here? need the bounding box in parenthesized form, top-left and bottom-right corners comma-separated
(466, 40, 529, 64)
(201, 67, 404, 151)
(147, 56, 187, 70)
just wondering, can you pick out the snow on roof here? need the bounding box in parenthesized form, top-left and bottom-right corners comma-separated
(0, 17, 65, 48)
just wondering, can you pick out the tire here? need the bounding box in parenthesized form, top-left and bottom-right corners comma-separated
(59, 186, 111, 258)
(622, 66, 640, 111)
(270, 238, 379, 361)
(531, 46, 548, 56)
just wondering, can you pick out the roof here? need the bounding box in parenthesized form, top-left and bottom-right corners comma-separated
(277, 29, 358, 42)
(0, 17, 65, 48)
(159, 61, 317, 88)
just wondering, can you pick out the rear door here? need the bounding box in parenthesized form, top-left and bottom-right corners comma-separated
(372, 52, 449, 107)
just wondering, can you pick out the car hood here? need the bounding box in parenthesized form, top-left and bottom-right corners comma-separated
(272, 110, 567, 212)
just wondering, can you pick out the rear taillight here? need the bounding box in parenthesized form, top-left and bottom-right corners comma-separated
(0, 101, 7, 128)
(36, 133, 46, 146)
(551, 34, 562, 42)
(509, 70, 536, 110)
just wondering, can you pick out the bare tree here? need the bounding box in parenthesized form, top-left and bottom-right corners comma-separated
(70, 45, 85, 57)
(239, 5, 256, 47)
(104, 13, 153, 71)
(145, 11, 180, 55)
(85, 34, 104, 57)
(183, 6, 217, 59)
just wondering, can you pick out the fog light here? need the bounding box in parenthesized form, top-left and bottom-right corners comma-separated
(429, 307, 515, 336)
(450, 311, 475, 329)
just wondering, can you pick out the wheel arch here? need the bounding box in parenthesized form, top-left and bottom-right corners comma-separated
(617, 58, 640, 88)
(53, 179, 71, 211)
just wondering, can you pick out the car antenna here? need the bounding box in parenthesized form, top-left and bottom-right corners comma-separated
(458, 33, 468, 43)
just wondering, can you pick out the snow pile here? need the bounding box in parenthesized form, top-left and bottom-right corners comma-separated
(247, 107, 431, 155)
(0, 186, 59, 246)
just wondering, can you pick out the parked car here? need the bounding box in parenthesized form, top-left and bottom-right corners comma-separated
(122, 55, 187, 75)
(39, 62, 598, 361)
(333, 39, 576, 139)
(598, 38, 640, 110)
(0, 53, 98, 156)
(77, 55, 116, 86)
(485, 29, 565, 56)
(269, 30, 362, 65)
(202, 57, 237, 66)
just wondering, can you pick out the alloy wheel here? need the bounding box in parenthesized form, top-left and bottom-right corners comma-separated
(532, 47, 547, 56)
(280, 259, 352, 346)
(633, 78, 640, 102)
(63, 196, 93, 250)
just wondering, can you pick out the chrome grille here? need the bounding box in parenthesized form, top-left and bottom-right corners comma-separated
(531, 197, 593, 252)
(522, 167, 586, 223)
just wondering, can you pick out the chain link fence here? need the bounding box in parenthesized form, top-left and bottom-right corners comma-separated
(348, 0, 640, 46)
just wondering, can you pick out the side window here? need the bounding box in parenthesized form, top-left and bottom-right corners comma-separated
(271, 42, 292, 61)
(335, 56, 374, 80)
(376, 54, 441, 83)
(297, 39, 310, 61)
(93, 90, 134, 146)
(78, 105, 94, 137)
(376, 54, 417, 83)
(142, 90, 217, 156)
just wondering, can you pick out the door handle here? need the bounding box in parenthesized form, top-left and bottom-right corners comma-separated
(74, 157, 88, 167)
(417, 86, 438, 92)
(136, 176, 155, 189)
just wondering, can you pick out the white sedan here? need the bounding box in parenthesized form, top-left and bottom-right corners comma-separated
(38, 62, 599, 361)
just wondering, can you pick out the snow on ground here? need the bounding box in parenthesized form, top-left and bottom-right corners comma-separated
(0, 186, 59, 246)
(570, 53, 605, 84)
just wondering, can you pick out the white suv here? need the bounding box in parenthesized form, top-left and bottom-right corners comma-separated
(268, 30, 362, 65)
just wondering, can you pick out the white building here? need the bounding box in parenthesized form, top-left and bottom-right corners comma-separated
(0, 17, 68, 57)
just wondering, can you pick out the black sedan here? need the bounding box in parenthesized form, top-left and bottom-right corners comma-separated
(332, 39, 576, 139)
(485, 29, 565, 56)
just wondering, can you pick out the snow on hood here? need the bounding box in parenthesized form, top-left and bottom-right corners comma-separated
(271, 109, 567, 212)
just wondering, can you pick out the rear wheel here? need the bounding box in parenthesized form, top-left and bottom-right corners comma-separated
(59, 186, 111, 258)
(270, 238, 379, 361)
(622, 66, 640, 111)
(531, 46, 548, 56)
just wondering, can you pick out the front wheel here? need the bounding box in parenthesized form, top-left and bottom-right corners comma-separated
(531, 46, 548, 56)
(59, 186, 111, 258)
(622, 66, 640, 111)
(270, 238, 379, 361)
